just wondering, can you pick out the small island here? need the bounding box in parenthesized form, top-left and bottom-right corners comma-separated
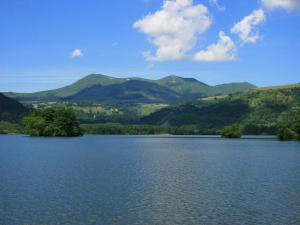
(221, 124, 242, 138)
(23, 108, 82, 137)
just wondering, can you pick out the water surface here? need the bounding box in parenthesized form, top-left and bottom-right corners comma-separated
(0, 135, 300, 224)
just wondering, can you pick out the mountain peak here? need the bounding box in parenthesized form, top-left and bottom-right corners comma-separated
(81, 73, 115, 80)
(162, 75, 185, 80)
(159, 75, 208, 85)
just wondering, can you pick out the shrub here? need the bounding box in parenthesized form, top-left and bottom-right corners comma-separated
(221, 124, 242, 138)
(293, 114, 300, 140)
(277, 127, 297, 141)
(0, 130, 7, 134)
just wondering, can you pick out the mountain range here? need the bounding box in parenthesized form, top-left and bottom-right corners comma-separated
(1, 77, 299, 135)
(5, 74, 256, 105)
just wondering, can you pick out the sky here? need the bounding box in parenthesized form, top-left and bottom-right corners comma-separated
(0, 0, 299, 92)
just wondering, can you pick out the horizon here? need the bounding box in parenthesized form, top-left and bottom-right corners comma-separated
(2, 72, 300, 94)
(1, 0, 300, 92)
(2, 73, 258, 93)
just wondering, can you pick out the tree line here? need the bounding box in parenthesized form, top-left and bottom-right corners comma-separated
(1, 107, 299, 140)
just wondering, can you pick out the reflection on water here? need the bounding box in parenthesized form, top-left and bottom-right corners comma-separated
(0, 135, 300, 224)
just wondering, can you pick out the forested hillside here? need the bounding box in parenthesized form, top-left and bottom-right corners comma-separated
(0, 93, 29, 122)
(142, 84, 300, 135)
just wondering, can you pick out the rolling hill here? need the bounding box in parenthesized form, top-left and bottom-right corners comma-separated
(0, 93, 29, 122)
(141, 84, 300, 134)
(4, 74, 256, 105)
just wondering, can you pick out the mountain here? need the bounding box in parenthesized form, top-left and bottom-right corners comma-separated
(0, 93, 29, 122)
(4, 74, 127, 101)
(141, 84, 300, 134)
(5, 74, 256, 105)
(65, 80, 183, 104)
(155, 75, 254, 97)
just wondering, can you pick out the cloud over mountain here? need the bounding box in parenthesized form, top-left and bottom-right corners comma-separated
(133, 0, 211, 62)
(261, 0, 300, 11)
(194, 31, 237, 62)
(231, 9, 266, 44)
(133, 0, 296, 64)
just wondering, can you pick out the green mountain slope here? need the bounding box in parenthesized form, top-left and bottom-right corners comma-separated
(212, 82, 257, 96)
(154, 75, 211, 98)
(154, 75, 255, 97)
(65, 80, 183, 104)
(4, 74, 256, 104)
(0, 93, 29, 122)
(5, 74, 127, 101)
(141, 84, 300, 134)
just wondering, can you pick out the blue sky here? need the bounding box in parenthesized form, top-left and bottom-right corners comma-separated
(0, 0, 299, 92)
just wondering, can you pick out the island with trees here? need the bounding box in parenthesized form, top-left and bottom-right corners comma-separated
(22, 108, 82, 137)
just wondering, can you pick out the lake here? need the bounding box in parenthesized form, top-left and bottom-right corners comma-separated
(0, 135, 300, 224)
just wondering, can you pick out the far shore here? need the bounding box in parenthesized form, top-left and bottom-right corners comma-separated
(0, 133, 278, 140)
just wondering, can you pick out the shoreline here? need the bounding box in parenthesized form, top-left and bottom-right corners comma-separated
(0, 133, 278, 140)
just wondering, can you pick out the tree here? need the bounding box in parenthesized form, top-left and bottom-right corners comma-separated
(22, 113, 47, 136)
(221, 124, 242, 138)
(276, 111, 299, 141)
(23, 108, 82, 137)
(277, 127, 297, 141)
(0, 130, 7, 134)
(53, 108, 82, 136)
(293, 114, 300, 140)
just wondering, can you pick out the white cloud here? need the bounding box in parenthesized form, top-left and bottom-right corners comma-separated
(71, 49, 83, 58)
(209, 0, 225, 11)
(194, 31, 237, 62)
(231, 9, 266, 43)
(133, 0, 212, 62)
(261, 0, 300, 11)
